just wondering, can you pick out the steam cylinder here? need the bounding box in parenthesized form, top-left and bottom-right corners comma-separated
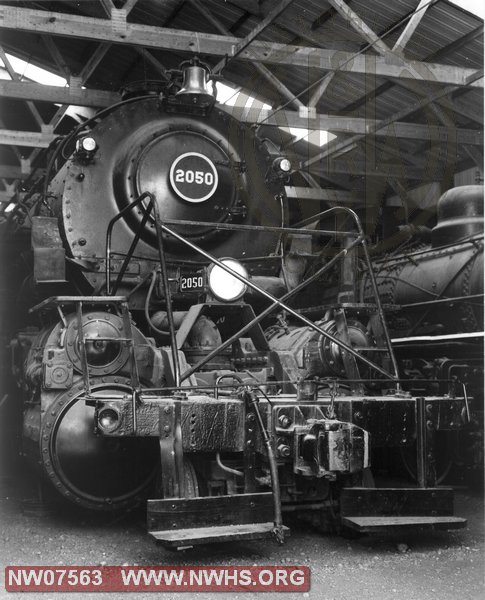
(20, 312, 163, 510)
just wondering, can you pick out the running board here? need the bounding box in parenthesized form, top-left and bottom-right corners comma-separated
(342, 515, 467, 533)
(340, 487, 467, 533)
(147, 492, 289, 549)
(150, 522, 289, 548)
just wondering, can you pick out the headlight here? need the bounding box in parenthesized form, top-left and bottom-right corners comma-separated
(97, 407, 121, 432)
(208, 258, 248, 302)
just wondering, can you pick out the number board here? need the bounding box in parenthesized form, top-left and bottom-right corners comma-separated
(169, 152, 219, 203)
(179, 272, 205, 292)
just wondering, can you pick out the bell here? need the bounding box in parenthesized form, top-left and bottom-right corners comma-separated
(175, 64, 216, 110)
(176, 64, 215, 105)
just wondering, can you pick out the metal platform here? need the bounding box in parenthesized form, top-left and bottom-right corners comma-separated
(340, 486, 467, 534)
(342, 515, 467, 533)
(147, 491, 289, 548)
(150, 522, 289, 548)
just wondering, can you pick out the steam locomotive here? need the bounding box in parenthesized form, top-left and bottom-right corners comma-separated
(3, 62, 481, 548)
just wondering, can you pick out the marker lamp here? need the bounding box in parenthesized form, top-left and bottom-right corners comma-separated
(97, 407, 121, 432)
(76, 136, 97, 154)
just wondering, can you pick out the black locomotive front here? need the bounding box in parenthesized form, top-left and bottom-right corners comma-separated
(9, 63, 472, 547)
(46, 87, 285, 295)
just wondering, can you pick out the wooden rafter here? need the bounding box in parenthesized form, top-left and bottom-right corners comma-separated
(0, 6, 481, 87)
(0, 165, 43, 180)
(0, 129, 57, 148)
(213, 0, 296, 73)
(189, 0, 303, 109)
(463, 146, 484, 172)
(41, 35, 71, 79)
(322, 0, 477, 134)
(312, 159, 428, 180)
(392, 0, 434, 54)
(285, 186, 357, 203)
(302, 69, 484, 168)
(135, 48, 169, 80)
(0, 45, 45, 129)
(326, 0, 389, 55)
(0, 79, 480, 148)
(227, 0, 328, 48)
(0, 80, 118, 109)
(79, 43, 112, 83)
(123, 0, 139, 15)
(100, 0, 116, 18)
(233, 107, 482, 145)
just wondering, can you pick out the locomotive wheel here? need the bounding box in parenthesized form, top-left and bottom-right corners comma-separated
(40, 379, 159, 511)
(154, 459, 200, 499)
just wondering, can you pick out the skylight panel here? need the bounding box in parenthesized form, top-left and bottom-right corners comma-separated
(281, 127, 337, 148)
(2, 53, 67, 86)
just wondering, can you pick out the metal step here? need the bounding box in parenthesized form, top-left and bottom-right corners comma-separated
(147, 492, 288, 548)
(150, 522, 289, 549)
(342, 515, 467, 533)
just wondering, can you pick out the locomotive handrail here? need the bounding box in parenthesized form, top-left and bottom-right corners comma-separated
(157, 219, 397, 383)
(159, 218, 358, 239)
(317, 205, 401, 385)
(105, 191, 181, 387)
(86, 376, 467, 393)
(105, 191, 155, 296)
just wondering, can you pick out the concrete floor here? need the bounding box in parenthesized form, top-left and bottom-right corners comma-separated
(0, 473, 483, 600)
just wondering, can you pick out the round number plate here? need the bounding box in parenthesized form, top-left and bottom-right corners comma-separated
(169, 152, 219, 203)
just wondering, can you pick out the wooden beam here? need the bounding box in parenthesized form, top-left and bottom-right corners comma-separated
(224, 106, 483, 145)
(360, 137, 423, 168)
(451, 97, 484, 125)
(227, 0, 327, 48)
(463, 146, 484, 172)
(0, 117, 22, 161)
(342, 25, 484, 115)
(0, 80, 120, 107)
(0, 164, 43, 180)
(253, 63, 304, 109)
(324, 1, 475, 132)
(309, 159, 428, 180)
(0, 45, 45, 129)
(100, 0, 116, 18)
(0, 6, 481, 87)
(326, 0, 389, 55)
(79, 43, 112, 82)
(326, 0, 457, 131)
(42, 35, 71, 79)
(308, 73, 335, 108)
(123, 0, 139, 15)
(302, 70, 484, 167)
(213, 0, 296, 73)
(135, 48, 169, 79)
(393, 0, 434, 54)
(0, 79, 480, 147)
(285, 186, 356, 203)
(188, 0, 303, 109)
(0, 129, 57, 148)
